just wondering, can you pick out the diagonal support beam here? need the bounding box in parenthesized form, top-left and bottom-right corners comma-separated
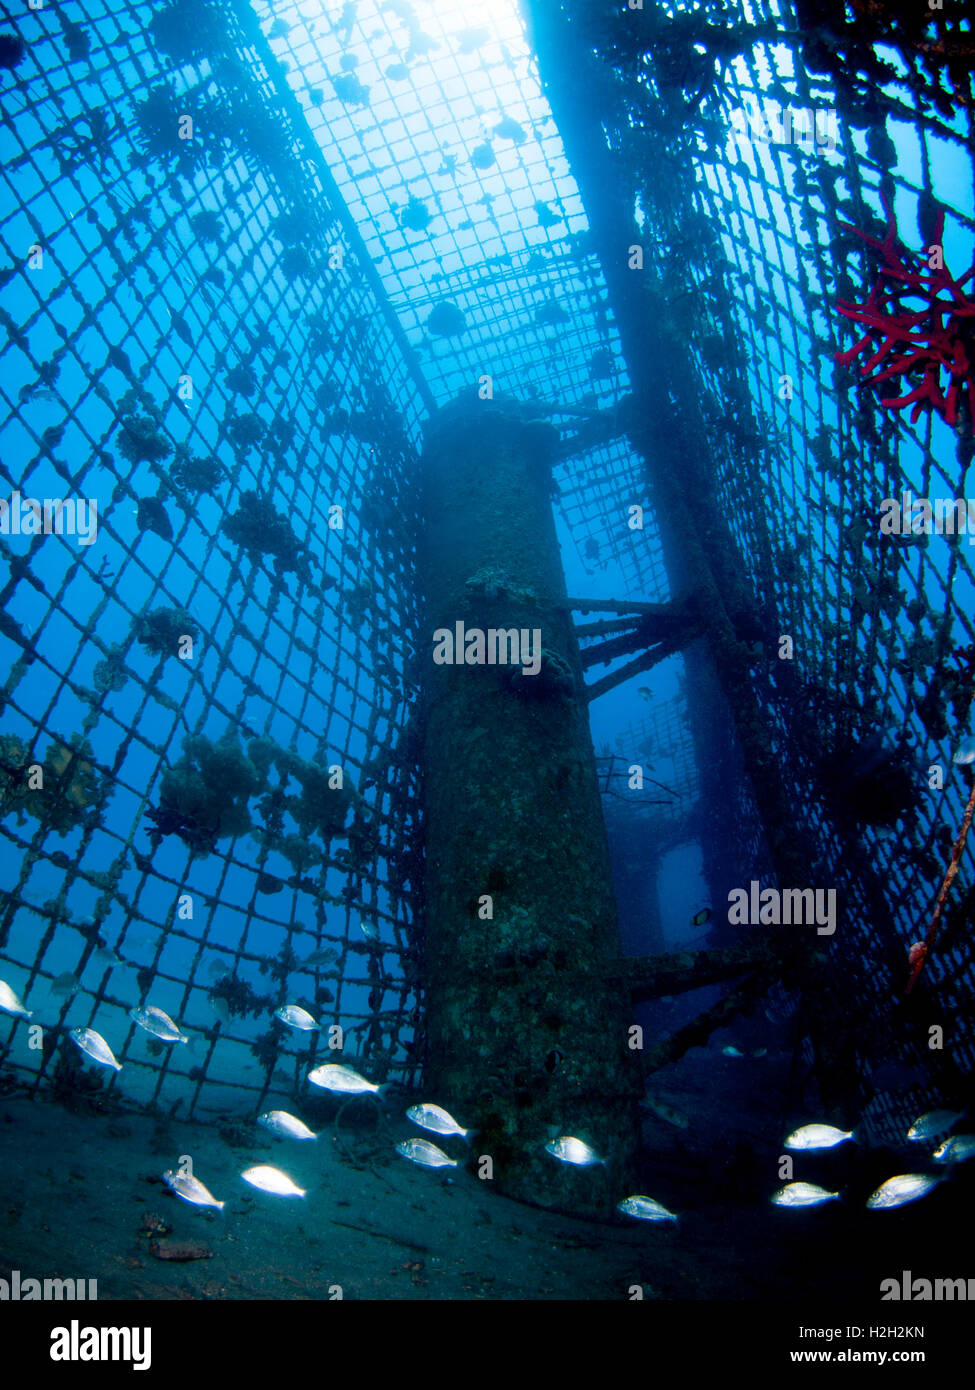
(637, 975, 773, 1075)
(605, 933, 795, 1003)
(583, 636, 687, 703)
(565, 595, 697, 618)
(572, 592, 703, 700)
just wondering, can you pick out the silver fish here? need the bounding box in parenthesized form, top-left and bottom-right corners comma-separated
(952, 735, 975, 765)
(50, 972, 81, 998)
(70, 1027, 121, 1071)
(396, 1138, 458, 1169)
(407, 1103, 471, 1139)
(867, 1173, 941, 1209)
(304, 945, 337, 967)
(93, 946, 121, 968)
(210, 995, 231, 1024)
(544, 1136, 604, 1166)
(258, 1110, 317, 1141)
(722, 1045, 744, 1057)
(0, 978, 31, 1019)
(932, 1134, 975, 1165)
(307, 1063, 382, 1095)
(206, 958, 231, 979)
(785, 1123, 854, 1151)
(130, 1004, 187, 1043)
(641, 1096, 689, 1130)
(275, 1004, 319, 1031)
(240, 1164, 306, 1197)
(360, 921, 380, 944)
(907, 1109, 963, 1141)
(163, 1169, 225, 1210)
(771, 1182, 840, 1208)
(617, 1194, 678, 1222)
(303, 947, 339, 968)
(128, 932, 161, 950)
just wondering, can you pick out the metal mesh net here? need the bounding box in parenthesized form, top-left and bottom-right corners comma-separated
(557, 0, 975, 1138)
(0, 0, 429, 1116)
(1, 0, 973, 1141)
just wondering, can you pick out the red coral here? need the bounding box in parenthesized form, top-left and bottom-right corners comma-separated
(834, 201, 975, 429)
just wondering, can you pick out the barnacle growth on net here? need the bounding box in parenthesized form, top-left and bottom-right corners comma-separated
(225, 363, 257, 396)
(117, 414, 173, 465)
(146, 732, 260, 855)
(169, 449, 224, 494)
(223, 489, 315, 583)
(136, 495, 174, 541)
(249, 736, 357, 843)
(93, 647, 129, 694)
(50, 1047, 112, 1115)
(815, 732, 919, 828)
(190, 209, 223, 245)
(147, 0, 233, 65)
(209, 974, 275, 1020)
(258, 943, 299, 986)
(0, 33, 27, 70)
(224, 414, 265, 450)
(331, 70, 370, 107)
(399, 195, 432, 233)
(249, 1029, 283, 1075)
(0, 733, 108, 833)
(136, 606, 198, 658)
(131, 83, 210, 173)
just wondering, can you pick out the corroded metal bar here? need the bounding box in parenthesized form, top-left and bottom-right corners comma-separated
(639, 976, 772, 1073)
(609, 933, 793, 1003)
(418, 397, 642, 1214)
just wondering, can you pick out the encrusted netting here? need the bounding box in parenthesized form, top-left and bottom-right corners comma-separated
(0, 0, 428, 1117)
(597, 695, 700, 846)
(0, 0, 700, 1125)
(559, 0, 975, 1138)
(1, 0, 973, 1148)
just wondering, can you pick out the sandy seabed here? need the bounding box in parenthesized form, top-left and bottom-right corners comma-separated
(0, 1053, 965, 1302)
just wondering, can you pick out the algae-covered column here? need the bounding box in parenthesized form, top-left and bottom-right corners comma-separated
(419, 396, 641, 1213)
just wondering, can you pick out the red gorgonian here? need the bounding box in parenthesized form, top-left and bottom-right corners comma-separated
(834, 201, 975, 430)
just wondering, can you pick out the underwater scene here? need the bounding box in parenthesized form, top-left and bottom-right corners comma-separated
(1, 0, 974, 1347)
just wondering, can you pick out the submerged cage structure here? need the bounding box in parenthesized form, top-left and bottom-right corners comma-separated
(1, 0, 973, 1165)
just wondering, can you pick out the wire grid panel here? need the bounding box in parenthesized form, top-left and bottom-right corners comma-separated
(0, 0, 426, 1116)
(573, 0, 975, 1122)
(706, 3, 975, 1078)
(268, 0, 686, 797)
(556, 436, 672, 607)
(265, 0, 677, 680)
(263, 1, 619, 407)
(608, 695, 700, 815)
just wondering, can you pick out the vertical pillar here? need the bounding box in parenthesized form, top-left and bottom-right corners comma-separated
(419, 397, 642, 1213)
